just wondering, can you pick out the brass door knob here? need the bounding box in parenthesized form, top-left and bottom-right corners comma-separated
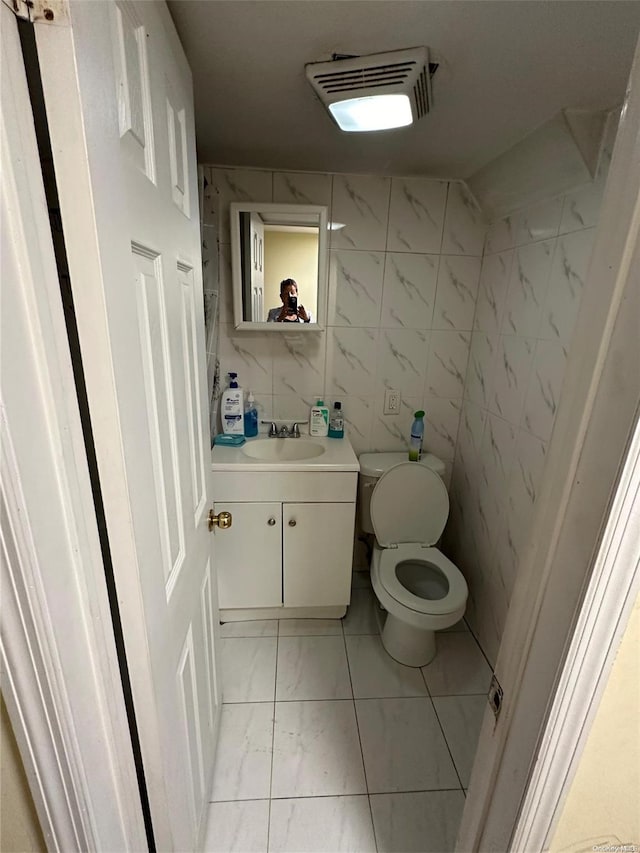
(208, 509, 232, 531)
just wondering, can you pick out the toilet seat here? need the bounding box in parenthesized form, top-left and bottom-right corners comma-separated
(377, 544, 467, 616)
(370, 462, 467, 619)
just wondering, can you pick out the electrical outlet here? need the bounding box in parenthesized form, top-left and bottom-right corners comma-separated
(384, 389, 401, 414)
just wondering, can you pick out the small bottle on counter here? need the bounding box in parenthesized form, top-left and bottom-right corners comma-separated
(328, 401, 344, 438)
(243, 390, 258, 437)
(310, 400, 329, 436)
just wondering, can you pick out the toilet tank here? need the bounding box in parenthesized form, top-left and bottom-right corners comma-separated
(358, 452, 447, 535)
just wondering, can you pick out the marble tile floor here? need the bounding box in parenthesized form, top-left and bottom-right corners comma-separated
(204, 571, 493, 853)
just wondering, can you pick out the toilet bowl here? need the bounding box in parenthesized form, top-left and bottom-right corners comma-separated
(359, 456, 468, 667)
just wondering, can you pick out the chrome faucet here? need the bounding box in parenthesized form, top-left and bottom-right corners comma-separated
(260, 420, 308, 438)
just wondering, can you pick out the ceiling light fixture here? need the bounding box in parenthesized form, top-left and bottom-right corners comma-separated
(306, 47, 436, 133)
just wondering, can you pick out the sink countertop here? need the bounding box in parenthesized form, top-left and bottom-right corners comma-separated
(210, 433, 360, 472)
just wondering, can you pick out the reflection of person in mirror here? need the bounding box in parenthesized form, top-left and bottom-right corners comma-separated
(267, 279, 313, 323)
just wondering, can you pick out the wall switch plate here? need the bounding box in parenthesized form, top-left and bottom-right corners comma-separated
(384, 389, 401, 414)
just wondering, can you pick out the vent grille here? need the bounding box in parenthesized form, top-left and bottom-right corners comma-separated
(413, 65, 431, 118)
(306, 47, 433, 120)
(312, 61, 418, 94)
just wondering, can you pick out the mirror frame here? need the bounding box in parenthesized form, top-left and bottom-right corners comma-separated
(230, 202, 328, 331)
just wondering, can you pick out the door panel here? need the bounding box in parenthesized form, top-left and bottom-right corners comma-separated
(34, 2, 220, 849)
(133, 245, 186, 589)
(112, 0, 155, 179)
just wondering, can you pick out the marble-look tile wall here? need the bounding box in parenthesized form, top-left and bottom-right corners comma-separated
(445, 135, 614, 665)
(202, 167, 487, 484)
(201, 110, 615, 668)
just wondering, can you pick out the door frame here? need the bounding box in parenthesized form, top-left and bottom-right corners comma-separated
(457, 32, 640, 852)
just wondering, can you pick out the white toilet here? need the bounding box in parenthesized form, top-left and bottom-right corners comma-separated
(358, 453, 468, 667)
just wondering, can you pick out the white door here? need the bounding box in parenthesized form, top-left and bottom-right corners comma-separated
(1, 5, 146, 848)
(33, 2, 220, 849)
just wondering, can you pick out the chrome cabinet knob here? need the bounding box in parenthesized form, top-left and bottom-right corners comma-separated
(288, 519, 296, 527)
(268, 517, 276, 526)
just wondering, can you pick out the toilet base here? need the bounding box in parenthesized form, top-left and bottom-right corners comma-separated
(381, 612, 436, 667)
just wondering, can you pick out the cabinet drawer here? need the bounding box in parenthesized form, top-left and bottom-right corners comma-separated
(213, 471, 357, 502)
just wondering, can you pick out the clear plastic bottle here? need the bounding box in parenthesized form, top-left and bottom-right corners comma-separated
(328, 401, 344, 438)
(409, 410, 425, 461)
(243, 390, 258, 437)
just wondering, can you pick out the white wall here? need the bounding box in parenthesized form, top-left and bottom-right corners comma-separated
(445, 116, 618, 664)
(263, 230, 318, 320)
(549, 588, 640, 851)
(1, 697, 45, 852)
(202, 167, 487, 490)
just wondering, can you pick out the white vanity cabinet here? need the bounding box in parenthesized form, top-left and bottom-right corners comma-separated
(212, 470, 357, 620)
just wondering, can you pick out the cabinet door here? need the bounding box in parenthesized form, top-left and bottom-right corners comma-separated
(283, 503, 355, 607)
(215, 502, 282, 608)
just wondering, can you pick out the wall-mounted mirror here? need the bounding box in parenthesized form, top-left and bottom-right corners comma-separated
(230, 202, 328, 330)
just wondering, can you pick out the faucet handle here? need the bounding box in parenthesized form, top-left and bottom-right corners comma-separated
(291, 421, 309, 438)
(261, 420, 277, 437)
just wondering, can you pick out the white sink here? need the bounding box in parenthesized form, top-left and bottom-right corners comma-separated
(242, 438, 326, 462)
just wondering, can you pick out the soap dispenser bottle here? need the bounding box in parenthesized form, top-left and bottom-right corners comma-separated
(309, 399, 329, 437)
(221, 372, 244, 435)
(328, 401, 344, 438)
(243, 390, 258, 437)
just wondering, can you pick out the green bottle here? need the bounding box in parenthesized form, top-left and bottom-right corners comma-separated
(409, 410, 425, 461)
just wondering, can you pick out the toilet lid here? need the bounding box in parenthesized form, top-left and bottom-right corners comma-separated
(370, 462, 449, 547)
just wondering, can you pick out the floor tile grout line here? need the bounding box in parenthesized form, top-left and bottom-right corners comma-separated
(428, 689, 466, 793)
(210, 787, 463, 804)
(342, 604, 380, 853)
(360, 785, 466, 797)
(419, 661, 433, 699)
(464, 620, 496, 673)
(220, 690, 490, 707)
(222, 629, 470, 639)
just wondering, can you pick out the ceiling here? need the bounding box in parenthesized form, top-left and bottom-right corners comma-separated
(167, 1, 640, 180)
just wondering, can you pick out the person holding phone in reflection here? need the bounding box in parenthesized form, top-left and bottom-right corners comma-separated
(267, 279, 312, 323)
